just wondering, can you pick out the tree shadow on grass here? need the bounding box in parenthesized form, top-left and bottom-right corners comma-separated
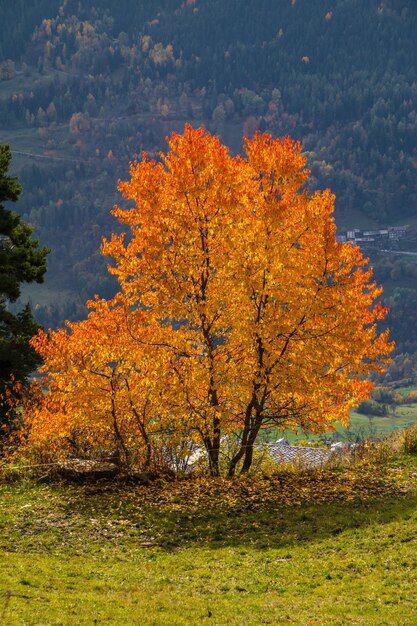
(54, 472, 417, 553)
(151, 494, 417, 551)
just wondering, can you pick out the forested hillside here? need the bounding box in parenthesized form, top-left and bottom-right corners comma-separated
(1, 0, 417, 363)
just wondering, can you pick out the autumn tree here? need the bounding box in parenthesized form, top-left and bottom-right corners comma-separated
(20, 126, 392, 475)
(23, 296, 169, 465)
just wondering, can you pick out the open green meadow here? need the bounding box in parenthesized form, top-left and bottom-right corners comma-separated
(2, 446, 417, 625)
(345, 405, 417, 439)
(274, 394, 417, 445)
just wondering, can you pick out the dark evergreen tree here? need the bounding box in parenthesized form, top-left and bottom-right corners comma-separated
(0, 145, 48, 432)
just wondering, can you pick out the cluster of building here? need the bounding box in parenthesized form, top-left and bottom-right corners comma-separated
(336, 225, 409, 248)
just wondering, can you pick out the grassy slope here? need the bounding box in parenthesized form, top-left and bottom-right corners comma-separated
(2, 453, 417, 625)
(273, 400, 417, 444)
(346, 405, 417, 438)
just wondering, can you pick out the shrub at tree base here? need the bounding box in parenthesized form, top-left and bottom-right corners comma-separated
(8, 126, 393, 475)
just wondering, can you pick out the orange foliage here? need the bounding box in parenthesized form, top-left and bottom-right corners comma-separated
(16, 126, 393, 475)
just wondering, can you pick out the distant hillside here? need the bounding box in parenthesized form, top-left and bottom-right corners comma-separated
(1, 0, 417, 338)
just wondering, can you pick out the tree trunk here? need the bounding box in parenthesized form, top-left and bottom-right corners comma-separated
(240, 435, 256, 473)
(132, 408, 152, 469)
(204, 434, 220, 476)
(227, 446, 245, 477)
(227, 400, 255, 476)
(240, 414, 264, 473)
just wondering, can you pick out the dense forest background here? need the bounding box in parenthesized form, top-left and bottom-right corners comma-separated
(1, 0, 417, 377)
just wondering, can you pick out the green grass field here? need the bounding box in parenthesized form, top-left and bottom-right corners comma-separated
(273, 398, 417, 445)
(347, 405, 417, 438)
(2, 447, 417, 625)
